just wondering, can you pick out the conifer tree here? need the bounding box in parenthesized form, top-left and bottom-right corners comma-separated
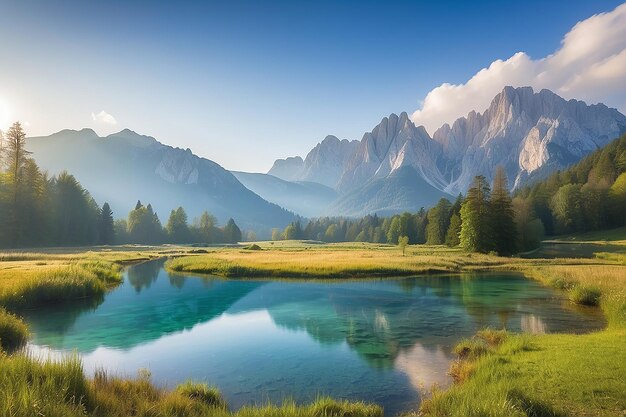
(99, 202, 115, 244)
(426, 198, 452, 244)
(445, 213, 461, 247)
(460, 175, 492, 253)
(223, 218, 242, 243)
(489, 167, 517, 255)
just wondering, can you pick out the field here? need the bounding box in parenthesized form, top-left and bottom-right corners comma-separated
(0, 237, 625, 416)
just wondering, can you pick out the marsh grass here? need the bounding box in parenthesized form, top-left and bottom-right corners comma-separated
(0, 354, 382, 417)
(0, 308, 29, 352)
(0, 260, 122, 310)
(569, 285, 602, 306)
(175, 381, 227, 409)
(421, 262, 626, 417)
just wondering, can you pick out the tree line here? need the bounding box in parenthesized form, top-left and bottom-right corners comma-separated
(272, 167, 522, 255)
(273, 134, 626, 254)
(0, 122, 242, 248)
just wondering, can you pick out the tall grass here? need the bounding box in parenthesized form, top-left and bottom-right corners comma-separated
(0, 308, 29, 352)
(420, 263, 626, 416)
(0, 260, 121, 310)
(0, 354, 382, 417)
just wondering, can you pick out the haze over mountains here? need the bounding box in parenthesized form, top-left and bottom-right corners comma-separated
(24, 86, 626, 228)
(26, 129, 296, 234)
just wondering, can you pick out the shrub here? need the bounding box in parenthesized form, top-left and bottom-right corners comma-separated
(548, 277, 574, 290)
(569, 285, 602, 306)
(0, 308, 29, 352)
(175, 381, 226, 409)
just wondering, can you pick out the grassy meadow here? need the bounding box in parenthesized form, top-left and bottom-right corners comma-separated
(0, 236, 625, 416)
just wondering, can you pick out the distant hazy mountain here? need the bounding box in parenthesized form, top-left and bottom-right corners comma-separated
(269, 135, 359, 188)
(328, 166, 449, 217)
(231, 171, 337, 218)
(267, 156, 304, 181)
(271, 87, 626, 216)
(26, 129, 296, 233)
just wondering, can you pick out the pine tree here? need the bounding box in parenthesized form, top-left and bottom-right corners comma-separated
(223, 218, 242, 243)
(166, 206, 189, 243)
(99, 202, 115, 244)
(426, 198, 452, 244)
(445, 213, 461, 247)
(459, 175, 492, 253)
(490, 167, 517, 255)
(5, 122, 31, 245)
(197, 211, 217, 243)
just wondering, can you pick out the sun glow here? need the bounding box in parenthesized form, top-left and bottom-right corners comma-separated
(0, 98, 11, 131)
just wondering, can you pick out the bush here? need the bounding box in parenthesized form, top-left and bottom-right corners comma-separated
(243, 244, 263, 251)
(0, 308, 29, 352)
(548, 277, 574, 290)
(569, 285, 602, 306)
(175, 381, 226, 409)
(453, 338, 488, 359)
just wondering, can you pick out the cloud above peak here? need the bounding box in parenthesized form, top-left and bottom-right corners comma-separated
(411, 3, 626, 134)
(91, 110, 117, 125)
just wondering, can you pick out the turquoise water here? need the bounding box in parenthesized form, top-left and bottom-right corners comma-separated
(23, 260, 604, 415)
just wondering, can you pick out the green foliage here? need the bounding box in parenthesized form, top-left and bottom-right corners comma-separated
(426, 198, 452, 244)
(517, 133, 626, 237)
(460, 176, 492, 253)
(489, 167, 517, 255)
(569, 285, 602, 306)
(99, 202, 115, 245)
(223, 218, 242, 243)
(127, 202, 164, 244)
(445, 213, 461, 247)
(398, 235, 409, 256)
(166, 206, 191, 243)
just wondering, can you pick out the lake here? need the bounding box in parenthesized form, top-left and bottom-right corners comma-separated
(23, 260, 604, 416)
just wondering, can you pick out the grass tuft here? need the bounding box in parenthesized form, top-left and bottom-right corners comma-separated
(453, 338, 488, 360)
(568, 285, 602, 306)
(175, 381, 227, 409)
(0, 308, 29, 352)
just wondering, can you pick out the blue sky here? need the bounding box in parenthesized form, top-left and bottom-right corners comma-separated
(1, 0, 625, 171)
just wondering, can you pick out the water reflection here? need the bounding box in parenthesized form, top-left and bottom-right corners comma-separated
(23, 261, 605, 416)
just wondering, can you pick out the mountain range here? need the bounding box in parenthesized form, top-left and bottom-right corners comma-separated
(269, 86, 626, 216)
(24, 86, 626, 230)
(26, 129, 296, 234)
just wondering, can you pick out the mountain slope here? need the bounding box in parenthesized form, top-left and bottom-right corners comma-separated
(231, 171, 337, 218)
(432, 86, 626, 194)
(328, 166, 449, 217)
(270, 87, 626, 216)
(26, 129, 296, 233)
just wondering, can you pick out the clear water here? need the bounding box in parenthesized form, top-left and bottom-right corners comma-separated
(23, 260, 604, 416)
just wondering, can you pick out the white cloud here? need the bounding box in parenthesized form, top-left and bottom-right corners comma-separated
(91, 110, 117, 125)
(412, 3, 626, 134)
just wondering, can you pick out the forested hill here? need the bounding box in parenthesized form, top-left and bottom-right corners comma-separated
(515, 133, 626, 236)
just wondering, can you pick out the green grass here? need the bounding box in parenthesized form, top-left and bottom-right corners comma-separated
(175, 381, 227, 409)
(419, 263, 626, 417)
(0, 308, 29, 353)
(0, 243, 624, 416)
(0, 260, 122, 310)
(0, 353, 382, 417)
